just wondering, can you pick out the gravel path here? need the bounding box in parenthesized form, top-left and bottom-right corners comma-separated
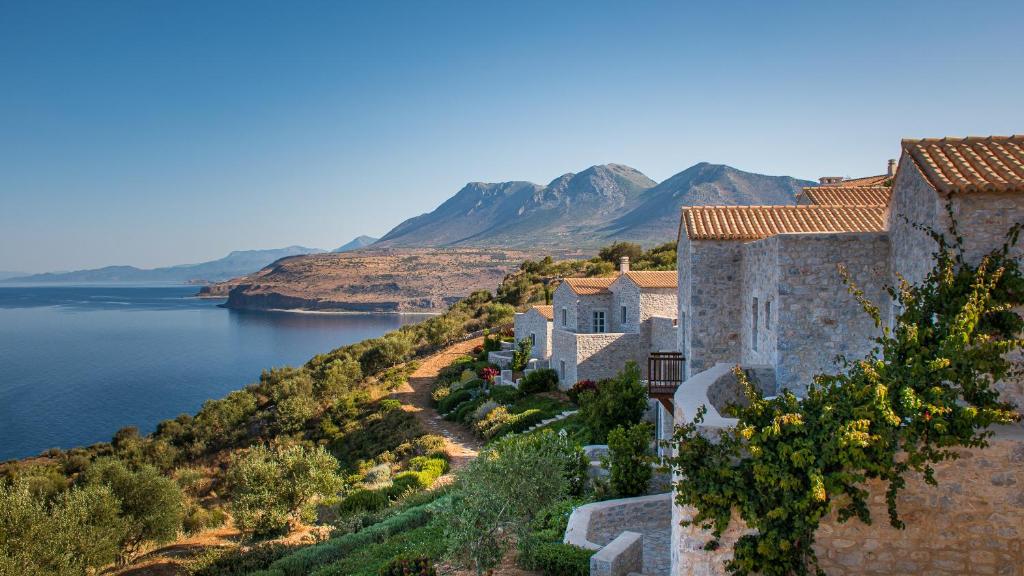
(390, 337, 485, 474)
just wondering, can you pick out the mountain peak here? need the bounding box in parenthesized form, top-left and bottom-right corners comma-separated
(375, 161, 810, 249)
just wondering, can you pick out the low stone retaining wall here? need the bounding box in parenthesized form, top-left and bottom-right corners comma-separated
(591, 531, 644, 576)
(565, 493, 673, 575)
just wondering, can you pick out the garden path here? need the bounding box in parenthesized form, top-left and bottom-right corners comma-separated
(391, 337, 485, 475)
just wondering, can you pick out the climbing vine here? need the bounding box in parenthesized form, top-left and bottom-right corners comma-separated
(665, 220, 1024, 576)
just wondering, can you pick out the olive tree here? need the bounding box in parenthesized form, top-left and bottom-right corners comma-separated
(441, 431, 584, 575)
(226, 443, 344, 536)
(84, 458, 185, 565)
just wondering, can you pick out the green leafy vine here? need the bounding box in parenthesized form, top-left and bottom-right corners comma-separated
(665, 218, 1024, 576)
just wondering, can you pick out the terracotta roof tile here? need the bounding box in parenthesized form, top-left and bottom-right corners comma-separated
(623, 271, 677, 289)
(798, 186, 891, 207)
(530, 305, 554, 320)
(829, 174, 890, 187)
(903, 135, 1024, 195)
(562, 277, 617, 295)
(682, 205, 887, 241)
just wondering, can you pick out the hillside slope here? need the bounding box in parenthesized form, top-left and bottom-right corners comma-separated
(203, 248, 546, 312)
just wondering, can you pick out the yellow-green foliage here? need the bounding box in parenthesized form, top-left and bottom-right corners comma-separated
(666, 226, 1024, 576)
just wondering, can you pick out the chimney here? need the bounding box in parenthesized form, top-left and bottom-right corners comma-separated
(887, 159, 897, 177)
(619, 256, 630, 273)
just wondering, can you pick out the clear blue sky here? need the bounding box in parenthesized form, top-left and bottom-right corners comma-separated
(1, 1, 1022, 272)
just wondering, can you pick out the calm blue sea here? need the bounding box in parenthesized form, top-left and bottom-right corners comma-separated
(0, 284, 422, 461)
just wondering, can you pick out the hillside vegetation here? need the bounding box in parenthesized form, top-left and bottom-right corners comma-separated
(0, 241, 674, 576)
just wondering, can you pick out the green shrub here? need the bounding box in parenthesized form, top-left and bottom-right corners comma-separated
(578, 362, 647, 443)
(519, 368, 558, 394)
(191, 542, 291, 576)
(485, 408, 546, 440)
(436, 389, 472, 414)
(488, 385, 523, 404)
(605, 422, 653, 497)
(519, 541, 593, 576)
(511, 338, 533, 371)
(379, 556, 437, 576)
(450, 396, 484, 423)
(264, 499, 440, 576)
(409, 456, 447, 473)
(338, 487, 391, 514)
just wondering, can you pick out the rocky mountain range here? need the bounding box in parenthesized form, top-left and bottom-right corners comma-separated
(376, 162, 813, 248)
(7, 246, 326, 284)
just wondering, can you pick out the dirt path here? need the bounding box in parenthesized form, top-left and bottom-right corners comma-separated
(391, 337, 485, 473)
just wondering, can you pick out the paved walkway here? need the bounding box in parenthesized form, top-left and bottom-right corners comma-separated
(390, 337, 485, 474)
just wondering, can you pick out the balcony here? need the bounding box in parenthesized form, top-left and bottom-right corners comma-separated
(646, 352, 685, 411)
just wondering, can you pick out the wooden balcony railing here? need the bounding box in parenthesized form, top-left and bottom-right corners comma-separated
(647, 352, 685, 411)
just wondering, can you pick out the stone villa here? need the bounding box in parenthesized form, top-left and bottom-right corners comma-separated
(548, 257, 678, 387)
(565, 135, 1024, 576)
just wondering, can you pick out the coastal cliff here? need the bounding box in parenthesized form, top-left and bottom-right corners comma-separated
(204, 248, 546, 312)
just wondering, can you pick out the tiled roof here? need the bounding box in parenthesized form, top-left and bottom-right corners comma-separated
(530, 305, 554, 320)
(623, 271, 677, 289)
(829, 174, 890, 187)
(562, 277, 617, 295)
(903, 136, 1024, 195)
(682, 205, 887, 241)
(799, 186, 891, 207)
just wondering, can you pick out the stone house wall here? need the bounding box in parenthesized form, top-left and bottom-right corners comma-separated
(678, 236, 744, 378)
(610, 279, 641, 333)
(578, 292, 614, 334)
(739, 233, 891, 396)
(672, 431, 1024, 576)
(551, 329, 642, 389)
(890, 160, 1024, 409)
(647, 315, 678, 353)
(740, 237, 779, 368)
(640, 288, 678, 324)
(553, 282, 579, 332)
(513, 309, 552, 360)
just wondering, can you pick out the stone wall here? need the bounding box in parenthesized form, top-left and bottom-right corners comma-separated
(672, 430, 1024, 576)
(611, 279, 641, 333)
(640, 288, 678, 324)
(551, 329, 642, 388)
(514, 309, 552, 359)
(648, 315, 678, 353)
(889, 155, 946, 289)
(772, 233, 891, 396)
(740, 237, 779, 367)
(890, 160, 1024, 410)
(576, 332, 642, 385)
(578, 293, 615, 334)
(553, 282, 579, 332)
(679, 237, 744, 378)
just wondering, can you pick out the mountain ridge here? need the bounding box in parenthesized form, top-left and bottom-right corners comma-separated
(376, 162, 812, 248)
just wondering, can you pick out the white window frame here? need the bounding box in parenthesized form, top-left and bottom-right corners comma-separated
(593, 310, 607, 333)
